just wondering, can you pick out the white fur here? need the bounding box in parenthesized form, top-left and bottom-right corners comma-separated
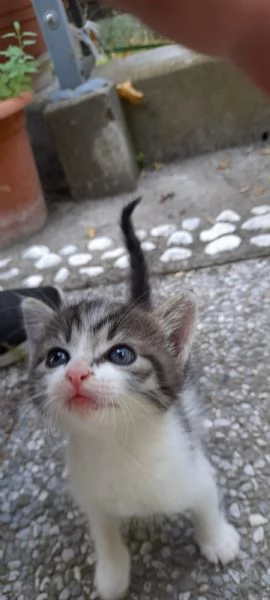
(65, 402, 239, 599)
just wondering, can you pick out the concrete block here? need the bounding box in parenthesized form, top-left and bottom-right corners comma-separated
(26, 82, 68, 199)
(44, 79, 138, 200)
(95, 45, 270, 164)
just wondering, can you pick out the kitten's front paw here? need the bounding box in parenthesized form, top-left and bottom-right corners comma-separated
(198, 520, 240, 566)
(95, 545, 130, 600)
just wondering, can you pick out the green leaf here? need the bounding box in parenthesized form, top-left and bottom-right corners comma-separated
(0, 82, 11, 100)
(0, 23, 38, 98)
(2, 32, 17, 39)
(22, 31, 37, 37)
(13, 21, 21, 35)
(24, 53, 36, 60)
(24, 64, 38, 73)
(3, 46, 24, 58)
(22, 40, 36, 46)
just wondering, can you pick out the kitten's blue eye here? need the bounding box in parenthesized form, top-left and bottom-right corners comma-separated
(108, 346, 136, 366)
(46, 348, 70, 369)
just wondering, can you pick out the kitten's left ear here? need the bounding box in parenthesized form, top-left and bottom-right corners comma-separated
(156, 290, 197, 366)
(21, 298, 56, 358)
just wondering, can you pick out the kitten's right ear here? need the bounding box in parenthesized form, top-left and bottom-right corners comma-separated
(21, 298, 56, 356)
(156, 290, 197, 366)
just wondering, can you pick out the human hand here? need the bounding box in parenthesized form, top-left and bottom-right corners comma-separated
(105, 0, 270, 95)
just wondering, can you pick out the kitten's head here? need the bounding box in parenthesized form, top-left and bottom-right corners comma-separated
(21, 201, 196, 437)
(22, 292, 196, 437)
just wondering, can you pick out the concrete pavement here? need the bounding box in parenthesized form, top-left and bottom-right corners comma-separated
(1, 144, 270, 599)
(1, 258, 270, 599)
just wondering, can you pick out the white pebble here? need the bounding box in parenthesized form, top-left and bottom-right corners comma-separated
(179, 594, 191, 600)
(62, 548, 74, 562)
(22, 245, 50, 260)
(200, 222, 236, 242)
(140, 541, 152, 555)
(114, 255, 130, 269)
(50, 525, 60, 535)
(74, 566, 81, 582)
(141, 241, 156, 252)
(242, 214, 270, 230)
(54, 267, 69, 284)
(215, 418, 231, 427)
(228, 570, 241, 585)
(136, 229, 147, 241)
(79, 266, 104, 277)
(39, 490, 49, 503)
(40, 576, 50, 592)
(0, 267, 20, 280)
(8, 570, 20, 582)
(251, 205, 270, 215)
(203, 418, 213, 430)
(249, 514, 268, 527)
(151, 224, 177, 237)
(23, 275, 44, 287)
(167, 230, 193, 246)
(182, 217, 200, 231)
(250, 234, 270, 248)
(35, 253, 62, 270)
(205, 235, 241, 256)
(160, 248, 191, 263)
(229, 503, 241, 519)
(216, 210, 240, 223)
(59, 244, 78, 256)
(88, 237, 113, 251)
(253, 526, 264, 543)
(101, 247, 125, 260)
(244, 464, 255, 476)
(68, 253, 92, 267)
(0, 257, 12, 268)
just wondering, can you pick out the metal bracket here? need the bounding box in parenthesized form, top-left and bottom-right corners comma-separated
(32, 0, 94, 90)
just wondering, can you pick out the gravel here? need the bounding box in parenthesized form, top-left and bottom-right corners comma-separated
(1, 258, 270, 599)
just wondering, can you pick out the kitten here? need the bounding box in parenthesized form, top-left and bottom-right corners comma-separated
(22, 199, 240, 600)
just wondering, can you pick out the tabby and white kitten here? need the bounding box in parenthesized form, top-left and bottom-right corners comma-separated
(22, 199, 239, 600)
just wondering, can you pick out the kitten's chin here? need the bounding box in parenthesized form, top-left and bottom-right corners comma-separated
(63, 391, 118, 417)
(67, 394, 99, 411)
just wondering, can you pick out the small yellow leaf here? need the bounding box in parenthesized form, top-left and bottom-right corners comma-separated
(255, 187, 265, 196)
(116, 80, 144, 105)
(153, 162, 163, 171)
(87, 227, 96, 239)
(174, 271, 184, 278)
(217, 159, 230, 170)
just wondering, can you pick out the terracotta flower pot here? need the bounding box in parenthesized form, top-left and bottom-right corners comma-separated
(0, 0, 46, 58)
(0, 93, 47, 249)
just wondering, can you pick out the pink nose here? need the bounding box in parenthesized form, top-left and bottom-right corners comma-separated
(65, 361, 91, 390)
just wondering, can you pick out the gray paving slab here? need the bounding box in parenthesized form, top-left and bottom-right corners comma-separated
(1, 258, 270, 599)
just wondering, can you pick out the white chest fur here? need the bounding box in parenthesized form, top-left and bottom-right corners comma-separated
(66, 408, 240, 600)
(67, 409, 201, 519)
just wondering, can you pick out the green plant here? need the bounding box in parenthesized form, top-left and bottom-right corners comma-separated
(0, 21, 38, 100)
(135, 151, 146, 169)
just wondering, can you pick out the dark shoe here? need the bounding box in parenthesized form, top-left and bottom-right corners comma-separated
(0, 286, 63, 368)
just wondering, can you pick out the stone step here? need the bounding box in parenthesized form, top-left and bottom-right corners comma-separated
(1, 145, 270, 291)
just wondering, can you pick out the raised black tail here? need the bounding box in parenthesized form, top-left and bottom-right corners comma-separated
(121, 198, 151, 309)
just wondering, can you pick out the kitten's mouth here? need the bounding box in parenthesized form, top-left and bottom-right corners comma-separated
(67, 393, 99, 411)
